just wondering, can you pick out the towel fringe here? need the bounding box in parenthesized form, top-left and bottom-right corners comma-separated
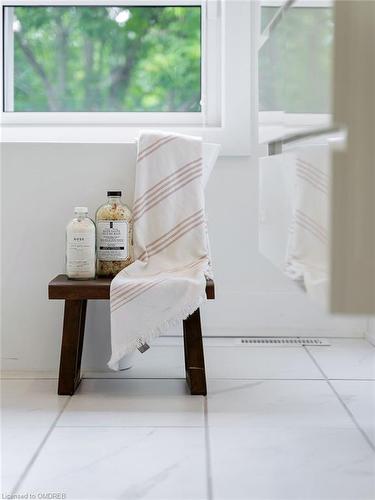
(107, 292, 206, 371)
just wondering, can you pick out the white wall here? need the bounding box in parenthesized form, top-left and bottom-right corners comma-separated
(1, 142, 367, 373)
(367, 319, 375, 346)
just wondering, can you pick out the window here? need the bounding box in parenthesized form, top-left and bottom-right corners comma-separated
(0, 1, 252, 156)
(258, 0, 334, 136)
(4, 5, 201, 113)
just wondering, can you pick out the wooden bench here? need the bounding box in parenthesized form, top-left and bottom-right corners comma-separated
(48, 274, 214, 397)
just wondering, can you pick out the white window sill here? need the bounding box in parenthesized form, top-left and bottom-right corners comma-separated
(0, 124, 250, 156)
(258, 113, 332, 145)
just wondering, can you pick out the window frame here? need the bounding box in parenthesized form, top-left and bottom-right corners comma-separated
(0, 0, 252, 156)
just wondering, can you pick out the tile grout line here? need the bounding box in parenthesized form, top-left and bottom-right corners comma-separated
(303, 346, 375, 453)
(3, 376, 375, 382)
(82, 377, 328, 381)
(11, 396, 71, 496)
(55, 424, 208, 428)
(203, 397, 214, 500)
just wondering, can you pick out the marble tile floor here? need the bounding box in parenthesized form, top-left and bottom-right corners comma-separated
(1, 339, 375, 499)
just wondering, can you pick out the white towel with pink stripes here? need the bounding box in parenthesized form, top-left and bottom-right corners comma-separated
(285, 145, 330, 304)
(108, 131, 212, 370)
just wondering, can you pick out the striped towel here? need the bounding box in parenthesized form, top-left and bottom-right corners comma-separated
(108, 132, 211, 370)
(285, 145, 330, 304)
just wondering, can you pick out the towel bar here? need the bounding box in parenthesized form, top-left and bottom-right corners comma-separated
(267, 125, 342, 156)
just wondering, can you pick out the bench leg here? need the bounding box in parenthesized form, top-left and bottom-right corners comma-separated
(58, 299, 87, 395)
(183, 308, 207, 396)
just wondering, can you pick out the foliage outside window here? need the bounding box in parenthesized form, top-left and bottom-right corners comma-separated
(6, 6, 201, 112)
(259, 6, 333, 114)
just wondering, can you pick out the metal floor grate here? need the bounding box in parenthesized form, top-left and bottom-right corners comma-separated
(237, 337, 330, 346)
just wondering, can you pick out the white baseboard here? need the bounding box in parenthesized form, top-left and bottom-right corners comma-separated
(161, 327, 365, 339)
(0, 370, 58, 379)
(1, 334, 368, 380)
(201, 328, 364, 339)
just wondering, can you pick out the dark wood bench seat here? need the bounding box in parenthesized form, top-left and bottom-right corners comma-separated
(49, 274, 214, 396)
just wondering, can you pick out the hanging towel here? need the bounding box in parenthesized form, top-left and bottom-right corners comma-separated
(108, 131, 211, 370)
(285, 145, 330, 304)
(259, 152, 296, 272)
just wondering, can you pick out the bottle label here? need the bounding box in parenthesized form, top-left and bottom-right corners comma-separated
(97, 220, 128, 261)
(66, 231, 95, 277)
